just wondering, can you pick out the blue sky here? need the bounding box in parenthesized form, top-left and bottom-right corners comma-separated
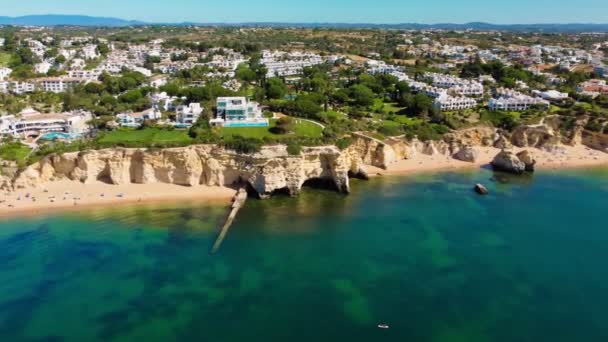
(2, 0, 607, 24)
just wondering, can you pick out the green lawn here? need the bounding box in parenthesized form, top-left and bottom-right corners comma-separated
(220, 119, 323, 139)
(95, 119, 323, 147)
(0, 142, 31, 165)
(0, 53, 12, 67)
(96, 128, 193, 146)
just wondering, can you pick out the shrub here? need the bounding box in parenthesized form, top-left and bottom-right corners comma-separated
(286, 143, 302, 156)
(223, 135, 262, 154)
(335, 137, 353, 150)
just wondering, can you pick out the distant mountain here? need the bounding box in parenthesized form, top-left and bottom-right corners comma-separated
(0, 15, 145, 27)
(1, 15, 608, 33)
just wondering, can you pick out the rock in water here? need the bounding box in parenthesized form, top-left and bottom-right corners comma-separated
(491, 150, 526, 174)
(516, 150, 536, 172)
(453, 146, 479, 163)
(474, 184, 489, 195)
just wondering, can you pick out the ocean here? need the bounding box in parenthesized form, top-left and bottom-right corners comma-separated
(0, 168, 607, 342)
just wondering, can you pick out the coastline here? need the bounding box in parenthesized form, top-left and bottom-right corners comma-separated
(0, 181, 236, 219)
(367, 145, 608, 176)
(1, 145, 607, 219)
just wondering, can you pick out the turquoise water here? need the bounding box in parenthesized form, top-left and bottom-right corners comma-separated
(40, 132, 82, 141)
(1, 168, 608, 341)
(223, 121, 269, 127)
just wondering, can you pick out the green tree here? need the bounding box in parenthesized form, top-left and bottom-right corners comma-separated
(349, 84, 375, 107)
(265, 77, 288, 99)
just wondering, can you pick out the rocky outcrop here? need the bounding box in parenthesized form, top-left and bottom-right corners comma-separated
(493, 135, 513, 149)
(491, 149, 535, 174)
(11, 145, 368, 198)
(444, 126, 497, 147)
(474, 184, 489, 195)
(516, 150, 536, 172)
(453, 146, 479, 163)
(582, 130, 608, 153)
(510, 124, 560, 148)
(350, 133, 398, 169)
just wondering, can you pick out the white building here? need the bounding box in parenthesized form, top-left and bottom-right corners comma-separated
(210, 97, 268, 127)
(261, 50, 325, 78)
(36, 77, 89, 93)
(0, 108, 92, 137)
(533, 90, 569, 102)
(68, 69, 102, 80)
(176, 103, 203, 126)
(488, 96, 549, 111)
(35, 61, 53, 75)
(81, 44, 99, 60)
(148, 75, 168, 88)
(434, 94, 477, 111)
(425, 72, 484, 96)
(116, 108, 163, 128)
(0, 67, 12, 81)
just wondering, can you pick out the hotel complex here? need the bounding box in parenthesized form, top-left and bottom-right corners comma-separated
(0, 108, 93, 138)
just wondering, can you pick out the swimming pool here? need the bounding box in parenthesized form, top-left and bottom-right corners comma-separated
(224, 122, 270, 128)
(40, 132, 82, 141)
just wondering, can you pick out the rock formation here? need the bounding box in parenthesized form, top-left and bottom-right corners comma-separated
(453, 146, 479, 163)
(491, 149, 535, 174)
(516, 150, 537, 172)
(474, 184, 489, 195)
(10, 145, 369, 198)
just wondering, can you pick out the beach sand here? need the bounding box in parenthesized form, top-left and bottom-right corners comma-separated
(0, 181, 236, 218)
(366, 145, 608, 176)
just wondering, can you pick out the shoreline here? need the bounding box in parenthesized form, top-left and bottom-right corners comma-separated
(1, 145, 607, 219)
(0, 181, 236, 220)
(367, 145, 608, 177)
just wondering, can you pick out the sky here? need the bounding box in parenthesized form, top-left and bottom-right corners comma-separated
(1, 0, 607, 24)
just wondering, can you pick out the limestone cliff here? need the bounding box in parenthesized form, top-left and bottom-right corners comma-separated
(10, 145, 368, 198)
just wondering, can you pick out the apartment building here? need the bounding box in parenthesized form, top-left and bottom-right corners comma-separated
(434, 94, 478, 111)
(210, 97, 268, 127)
(0, 108, 92, 137)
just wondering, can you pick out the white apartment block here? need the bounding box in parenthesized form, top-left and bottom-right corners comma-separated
(410, 81, 448, 98)
(434, 94, 477, 111)
(36, 77, 89, 93)
(0, 108, 92, 137)
(425, 72, 484, 96)
(68, 69, 102, 80)
(488, 96, 549, 111)
(261, 50, 325, 78)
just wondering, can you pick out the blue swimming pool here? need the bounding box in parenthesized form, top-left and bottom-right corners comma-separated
(224, 122, 269, 128)
(40, 132, 82, 141)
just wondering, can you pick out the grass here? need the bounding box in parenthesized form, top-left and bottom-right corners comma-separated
(0, 142, 32, 165)
(96, 128, 193, 146)
(220, 119, 323, 139)
(94, 119, 323, 147)
(0, 53, 12, 67)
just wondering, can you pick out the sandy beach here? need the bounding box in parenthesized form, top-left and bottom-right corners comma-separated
(0, 181, 236, 219)
(1, 145, 607, 219)
(367, 145, 608, 176)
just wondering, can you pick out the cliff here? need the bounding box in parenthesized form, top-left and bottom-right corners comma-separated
(9, 145, 368, 198)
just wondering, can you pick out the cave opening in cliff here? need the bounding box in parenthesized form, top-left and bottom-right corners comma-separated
(301, 177, 339, 192)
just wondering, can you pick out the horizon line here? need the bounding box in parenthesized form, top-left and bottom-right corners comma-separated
(1, 14, 608, 26)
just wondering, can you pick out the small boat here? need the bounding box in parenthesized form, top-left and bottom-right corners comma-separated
(377, 324, 390, 329)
